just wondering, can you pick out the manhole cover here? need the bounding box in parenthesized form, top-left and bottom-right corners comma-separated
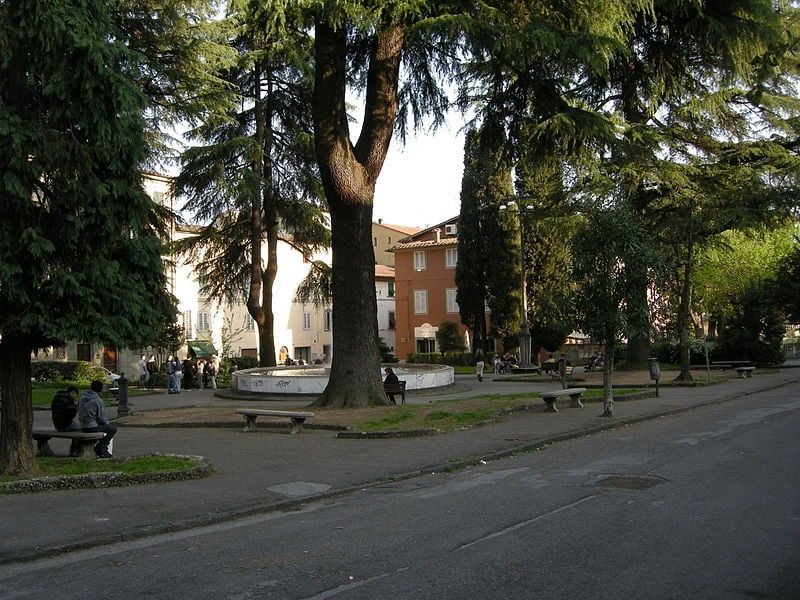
(596, 475, 666, 490)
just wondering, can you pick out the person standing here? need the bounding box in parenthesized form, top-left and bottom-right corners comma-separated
(182, 356, 194, 390)
(51, 385, 83, 457)
(78, 380, 116, 459)
(146, 355, 158, 389)
(173, 355, 183, 392)
(137, 354, 148, 389)
(196, 358, 204, 389)
(164, 355, 176, 393)
(207, 357, 218, 390)
(475, 347, 485, 382)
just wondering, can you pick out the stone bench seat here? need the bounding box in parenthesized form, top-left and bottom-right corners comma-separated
(31, 428, 106, 457)
(235, 409, 315, 434)
(736, 366, 756, 378)
(539, 387, 588, 413)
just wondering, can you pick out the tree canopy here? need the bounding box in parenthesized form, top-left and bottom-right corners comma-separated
(0, 0, 177, 475)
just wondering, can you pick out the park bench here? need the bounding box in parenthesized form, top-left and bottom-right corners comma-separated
(383, 380, 407, 405)
(736, 366, 756, 378)
(712, 361, 752, 371)
(539, 387, 587, 413)
(31, 428, 106, 457)
(550, 366, 574, 380)
(235, 408, 315, 434)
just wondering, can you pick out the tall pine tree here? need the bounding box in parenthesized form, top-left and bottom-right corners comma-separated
(0, 0, 176, 475)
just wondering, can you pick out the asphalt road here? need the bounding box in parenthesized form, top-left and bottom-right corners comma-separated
(2, 384, 799, 599)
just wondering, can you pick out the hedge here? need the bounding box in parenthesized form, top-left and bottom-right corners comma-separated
(31, 361, 109, 384)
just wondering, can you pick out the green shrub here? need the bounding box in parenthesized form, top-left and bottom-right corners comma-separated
(651, 340, 715, 365)
(217, 356, 259, 386)
(31, 361, 101, 384)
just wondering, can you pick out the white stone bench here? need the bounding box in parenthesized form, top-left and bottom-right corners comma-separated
(736, 366, 756, 378)
(31, 428, 106, 457)
(539, 387, 587, 413)
(236, 409, 315, 434)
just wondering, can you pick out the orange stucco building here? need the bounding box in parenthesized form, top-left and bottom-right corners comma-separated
(391, 216, 472, 359)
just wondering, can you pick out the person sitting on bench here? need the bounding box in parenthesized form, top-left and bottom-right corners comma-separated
(51, 385, 83, 457)
(384, 367, 400, 405)
(79, 380, 116, 459)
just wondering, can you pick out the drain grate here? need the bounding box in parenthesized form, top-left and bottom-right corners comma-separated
(596, 475, 666, 490)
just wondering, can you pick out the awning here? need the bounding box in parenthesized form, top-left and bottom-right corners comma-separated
(188, 341, 217, 358)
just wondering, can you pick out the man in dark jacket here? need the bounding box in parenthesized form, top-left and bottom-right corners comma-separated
(51, 386, 82, 456)
(383, 367, 400, 405)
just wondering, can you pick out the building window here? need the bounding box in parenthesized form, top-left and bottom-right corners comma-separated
(183, 310, 194, 340)
(413, 250, 427, 271)
(302, 312, 312, 330)
(324, 309, 332, 331)
(295, 346, 311, 363)
(388, 281, 395, 297)
(445, 247, 458, 268)
(77, 343, 92, 362)
(446, 288, 459, 313)
(244, 314, 256, 331)
(388, 311, 396, 329)
(197, 311, 210, 332)
(414, 290, 428, 314)
(374, 237, 377, 246)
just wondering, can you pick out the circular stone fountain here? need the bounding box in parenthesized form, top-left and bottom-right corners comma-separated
(232, 364, 454, 396)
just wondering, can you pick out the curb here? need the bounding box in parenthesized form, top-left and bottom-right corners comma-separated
(0, 454, 213, 495)
(3, 376, 797, 565)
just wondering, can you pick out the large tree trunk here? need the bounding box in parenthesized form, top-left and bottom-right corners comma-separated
(312, 19, 403, 407)
(675, 200, 695, 382)
(0, 331, 39, 476)
(316, 200, 385, 407)
(625, 330, 651, 370)
(259, 222, 278, 367)
(601, 341, 615, 417)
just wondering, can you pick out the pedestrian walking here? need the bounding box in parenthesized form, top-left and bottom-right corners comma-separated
(475, 347, 485, 382)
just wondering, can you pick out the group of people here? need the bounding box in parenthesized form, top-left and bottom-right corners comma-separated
(475, 349, 520, 380)
(51, 381, 116, 459)
(137, 354, 218, 393)
(493, 352, 518, 375)
(584, 353, 604, 372)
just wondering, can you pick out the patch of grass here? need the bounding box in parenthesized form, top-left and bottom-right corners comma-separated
(425, 411, 454, 421)
(358, 408, 418, 432)
(349, 388, 642, 433)
(0, 455, 201, 483)
(31, 384, 153, 408)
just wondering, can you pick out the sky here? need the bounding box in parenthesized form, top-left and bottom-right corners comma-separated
(372, 123, 466, 230)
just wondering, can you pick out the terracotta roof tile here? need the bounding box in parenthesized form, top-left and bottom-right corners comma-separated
(388, 237, 459, 251)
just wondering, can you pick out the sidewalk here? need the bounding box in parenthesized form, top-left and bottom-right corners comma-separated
(4, 364, 799, 564)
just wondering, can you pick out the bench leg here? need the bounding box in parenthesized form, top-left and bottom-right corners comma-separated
(746, 370, 753, 378)
(35, 438, 54, 457)
(242, 415, 258, 432)
(290, 417, 305, 435)
(543, 398, 558, 413)
(569, 393, 584, 408)
(738, 371, 746, 379)
(400, 393, 406, 406)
